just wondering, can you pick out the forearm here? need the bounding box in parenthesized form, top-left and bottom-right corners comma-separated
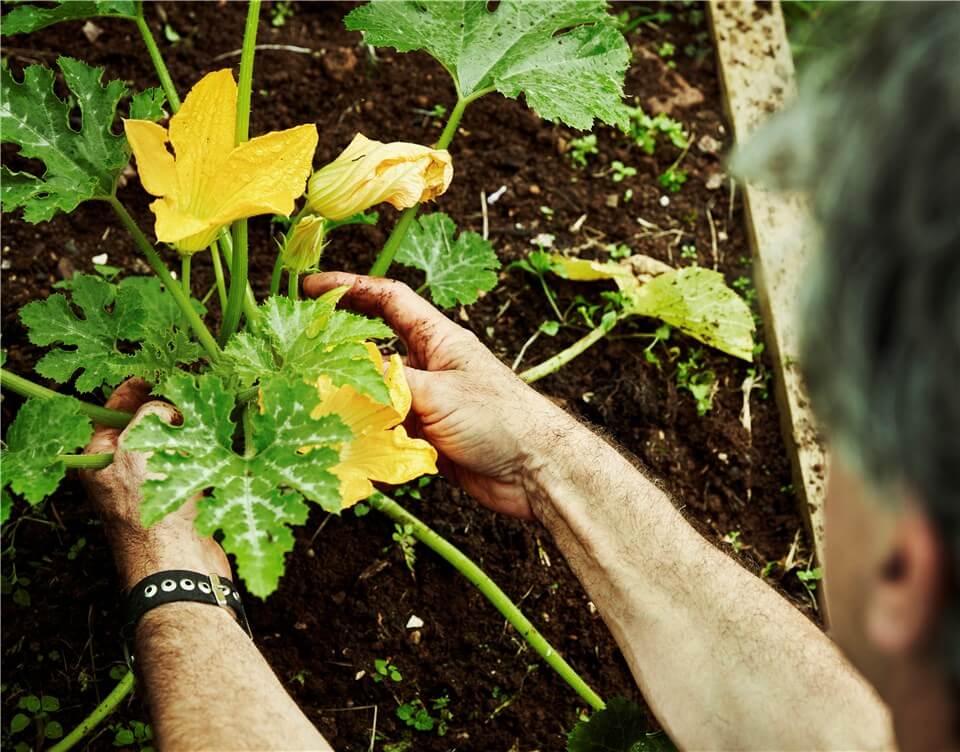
(524, 421, 892, 750)
(135, 603, 332, 751)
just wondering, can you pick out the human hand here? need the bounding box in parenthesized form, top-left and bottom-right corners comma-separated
(303, 272, 585, 519)
(81, 379, 231, 589)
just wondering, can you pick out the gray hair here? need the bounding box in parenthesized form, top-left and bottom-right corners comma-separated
(735, 3, 960, 689)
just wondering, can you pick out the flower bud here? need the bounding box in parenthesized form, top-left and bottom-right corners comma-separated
(306, 133, 453, 220)
(281, 214, 326, 272)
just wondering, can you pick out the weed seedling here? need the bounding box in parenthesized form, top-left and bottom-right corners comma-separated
(610, 160, 637, 182)
(676, 348, 717, 416)
(9, 694, 62, 742)
(396, 694, 454, 736)
(567, 134, 598, 168)
(622, 105, 688, 155)
(659, 166, 688, 193)
(373, 658, 403, 683)
(270, 0, 294, 27)
(392, 523, 418, 574)
(111, 719, 154, 750)
(680, 244, 698, 261)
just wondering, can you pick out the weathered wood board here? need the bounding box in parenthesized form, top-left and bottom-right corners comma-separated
(707, 2, 829, 585)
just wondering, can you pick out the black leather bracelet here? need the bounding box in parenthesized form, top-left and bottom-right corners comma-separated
(123, 570, 251, 641)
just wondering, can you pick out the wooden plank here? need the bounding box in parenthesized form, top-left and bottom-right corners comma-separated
(707, 2, 829, 582)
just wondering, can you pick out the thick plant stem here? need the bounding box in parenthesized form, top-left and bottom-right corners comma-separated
(367, 90, 485, 278)
(368, 207, 418, 277)
(218, 229, 260, 325)
(107, 196, 221, 362)
(288, 271, 299, 299)
(49, 671, 135, 752)
(59, 453, 113, 470)
(0, 370, 131, 428)
(181, 254, 191, 297)
(220, 0, 261, 343)
(520, 315, 619, 384)
(368, 492, 606, 711)
(134, 6, 180, 111)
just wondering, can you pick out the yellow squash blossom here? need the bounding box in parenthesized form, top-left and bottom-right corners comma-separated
(281, 214, 326, 273)
(306, 133, 452, 221)
(311, 345, 437, 508)
(124, 69, 318, 253)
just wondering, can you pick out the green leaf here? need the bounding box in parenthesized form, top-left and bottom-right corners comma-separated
(0, 57, 129, 222)
(114, 728, 136, 746)
(395, 213, 500, 308)
(217, 294, 392, 402)
(40, 696, 60, 713)
(626, 267, 755, 361)
(345, 1, 631, 130)
(19, 696, 41, 713)
(0, 1, 136, 36)
(1, 489, 12, 525)
(124, 374, 351, 597)
(9, 713, 30, 735)
(0, 57, 130, 223)
(20, 274, 202, 392)
(567, 698, 675, 752)
(44, 721, 64, 740)
(129, 87, 167, 121)
(1, 397, 92, 504)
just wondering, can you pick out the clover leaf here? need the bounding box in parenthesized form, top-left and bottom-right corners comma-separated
(1, 57, 129, 222)
(345, 0, 631, 130)
(0, 1, 136, 36)
(124, 373, 351, 597)
(1, 397, 92, 505)
(395, 212, 500, 308)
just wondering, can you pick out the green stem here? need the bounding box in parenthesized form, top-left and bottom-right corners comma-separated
(288, 271, 299, 299)
(181, 254, 191, 297)
(209, 240, 229, 312)
(369, 492, 605, 711)
(367, 89, 487, 278)
(134, 5, 181, 112)
(269, 255, 284, 297)
(220, 0, 261, 343)
(59, 453, 113, 470)
(107, 196, 221, 362)
(520, 315, 620, 384)
(49, 671, 135, 752)
(218, 229, 260, 325)
(368, 207, 418, 278)
(0, 370, 131, 428)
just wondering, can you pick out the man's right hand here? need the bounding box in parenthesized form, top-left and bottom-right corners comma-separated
(303, 272, 583, 520)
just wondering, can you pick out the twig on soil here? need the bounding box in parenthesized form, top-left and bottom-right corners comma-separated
(707, 204, 720, 270)
(480, 190, 489, 240)
(728, 176, 737, 223)
(307, 513, 333, 548)
(213, 43, 315, 60)
(367, 705, 378, 752)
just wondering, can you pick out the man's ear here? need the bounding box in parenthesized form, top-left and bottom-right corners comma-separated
(865, 503, 948, 656)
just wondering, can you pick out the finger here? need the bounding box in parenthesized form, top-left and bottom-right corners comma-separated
(304, 272, 466, 357)
(85, 378, 153, 455)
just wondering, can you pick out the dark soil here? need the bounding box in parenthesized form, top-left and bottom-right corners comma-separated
(1, 3, 817, 751)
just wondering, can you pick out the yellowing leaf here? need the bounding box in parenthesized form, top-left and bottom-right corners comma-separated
(549, 255, 755, 361)
(124, 69, 317, 253)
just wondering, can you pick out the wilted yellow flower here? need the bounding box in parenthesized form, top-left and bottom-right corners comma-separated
(306, 133, 453, 221)
(311, 344, 437, 507)
(281, 215, 326, 272)
(124, 69, 318, 253)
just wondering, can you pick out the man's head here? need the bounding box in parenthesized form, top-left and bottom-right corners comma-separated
(740, 2, 960, 719)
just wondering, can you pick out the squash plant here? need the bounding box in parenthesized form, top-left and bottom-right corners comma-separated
(1, 2, 676, 749)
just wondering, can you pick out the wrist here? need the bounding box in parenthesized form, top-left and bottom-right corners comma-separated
(106, 521, 232, 591)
